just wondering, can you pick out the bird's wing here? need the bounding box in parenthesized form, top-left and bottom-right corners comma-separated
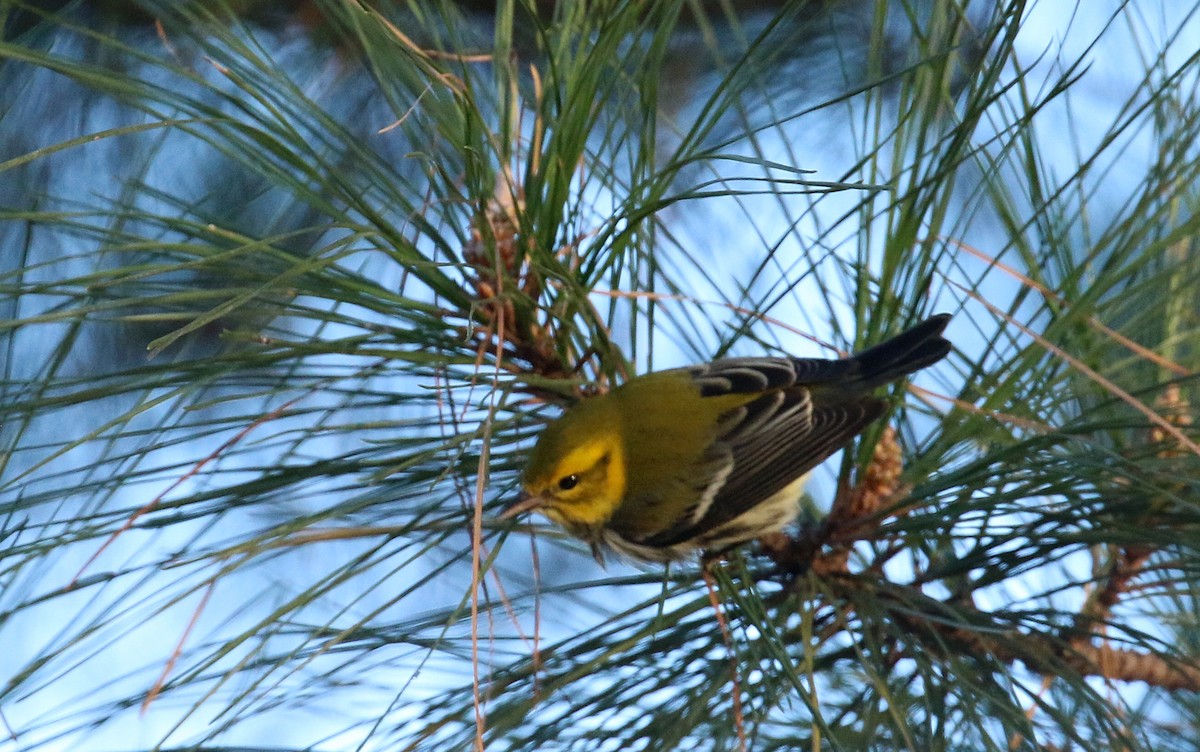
(690, 356, 858, 397)
(639, 357, 885, 548)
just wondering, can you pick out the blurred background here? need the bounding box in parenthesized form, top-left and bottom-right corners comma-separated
(3, 1, 1200, 750)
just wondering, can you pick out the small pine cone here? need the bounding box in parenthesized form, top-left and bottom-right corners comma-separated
(1149, 383, 1193, 455)
(847, 426, 904, 520)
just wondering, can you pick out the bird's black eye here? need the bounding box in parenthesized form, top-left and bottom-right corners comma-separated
(558, 474, 579, 491)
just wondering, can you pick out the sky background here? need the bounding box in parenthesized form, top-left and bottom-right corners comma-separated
(2, 1, 1198, 749)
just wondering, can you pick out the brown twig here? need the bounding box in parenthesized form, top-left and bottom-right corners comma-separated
(142, 578, 217, 714)
(702, 567, 747, 752)
(462, 173, 581, 385)
(757, 410, 1200, 693)
(891, 597, 1200, 692)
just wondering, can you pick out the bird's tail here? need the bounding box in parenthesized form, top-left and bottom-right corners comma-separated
(850, 313, 952, 389)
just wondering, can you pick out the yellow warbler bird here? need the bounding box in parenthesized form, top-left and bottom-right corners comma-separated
(501, 314, 951, 563)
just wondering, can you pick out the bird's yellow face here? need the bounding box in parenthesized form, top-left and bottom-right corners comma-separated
(505, 409, 628, 531)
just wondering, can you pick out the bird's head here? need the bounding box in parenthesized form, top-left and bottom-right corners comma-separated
(501, 400, 627, 532)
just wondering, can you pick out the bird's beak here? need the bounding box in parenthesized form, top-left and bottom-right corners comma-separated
(498, 489, 544, 521)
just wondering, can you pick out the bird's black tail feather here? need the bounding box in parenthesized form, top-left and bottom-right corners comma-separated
(850, 313, 952, 389)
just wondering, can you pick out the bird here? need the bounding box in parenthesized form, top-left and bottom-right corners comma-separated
(499, 314, 952, 563)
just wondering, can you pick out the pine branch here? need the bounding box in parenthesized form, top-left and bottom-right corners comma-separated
(760, 424, 1200, 694)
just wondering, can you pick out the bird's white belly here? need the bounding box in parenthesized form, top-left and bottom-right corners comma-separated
(604, 472, 810, 562)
